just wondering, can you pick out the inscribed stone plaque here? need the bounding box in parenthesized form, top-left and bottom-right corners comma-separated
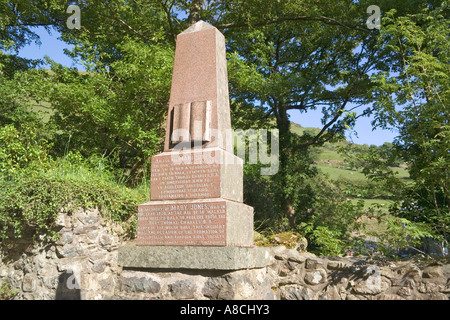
(136, 201, 227, 246)
(150, 148, 243, 202)
(150, 153, 221, 200)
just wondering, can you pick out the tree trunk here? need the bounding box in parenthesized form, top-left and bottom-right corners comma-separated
(187, 0, 203, 25)
(274, 103, 296, 227)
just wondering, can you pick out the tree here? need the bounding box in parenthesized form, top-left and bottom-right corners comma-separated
(217, 0, 438, 221)
(369, 3, 449, 251)
(3, 0, 446, 241)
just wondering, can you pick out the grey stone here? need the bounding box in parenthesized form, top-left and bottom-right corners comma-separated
(22, 273, 36, 292)
(327, 260, 351, 271)
(397, 287, 412, 297)
(119, 276, 161, 294)
(73, 225, 96, 235)
(87, 230, 99, 242)
(296, 237, 308, 253)
(118, 245, 273, 270)
(57, 232, 73, 246)
(423, 266, 443, 278)
(99, 234, 114, 247)
(280, 285, 314, 300)
(305, 258, 324, 270)
(0, 267, 8, 277)
(83, 215, 100, 225)
(91, 260, 108, 273)
(429, 292, 448, 300)
(352, 278, 383, 295)
(99, 276, 115, 291)
(45, 276, 59, 290)
(304, 269, 327, 285)
(169, 280, 196, 299)
(46, 246, 57, 259)
(202, 277, 234, 300)
(55, 244, 80, 258)
(284, 249, 306, 264)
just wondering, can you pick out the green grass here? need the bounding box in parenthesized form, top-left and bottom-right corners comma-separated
(317, 164, 368, 180)
(290, 122, 320, 136)
(28, 100, 53, 123)
(351, 198, 394, 213)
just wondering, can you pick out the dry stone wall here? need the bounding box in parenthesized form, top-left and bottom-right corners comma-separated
(0, 209, 449, 300)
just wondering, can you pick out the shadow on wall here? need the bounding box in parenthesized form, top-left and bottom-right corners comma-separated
(55, 270, 81, 300)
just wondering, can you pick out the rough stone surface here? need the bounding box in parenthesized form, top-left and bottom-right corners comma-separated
(1, 208, 449, 300)
(118, 245, 273, 270)
(0, 208, 121, 300)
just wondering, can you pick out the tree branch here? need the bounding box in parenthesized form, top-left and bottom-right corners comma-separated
(157, 0, 176, 44)
(217, 15, 370, 32)
(297, 82, 358, 148)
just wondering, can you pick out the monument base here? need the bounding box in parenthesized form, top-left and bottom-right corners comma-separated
(118, 245, 273, 270)
(136, 199, 254, 247)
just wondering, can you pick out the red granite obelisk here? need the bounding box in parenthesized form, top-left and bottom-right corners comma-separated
(135, 21, 254, 247)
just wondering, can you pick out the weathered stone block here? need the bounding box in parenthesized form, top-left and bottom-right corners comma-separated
(423, 265, 443, 278)
(119, 275, 161, 294)
(169, 280, 196, 299)
(22, 273, 36, 292)
(118, 245, 273, 270)
(136, 199, 253, 247)
(304, 269, 327, 285)
(149, 148, 243, 202)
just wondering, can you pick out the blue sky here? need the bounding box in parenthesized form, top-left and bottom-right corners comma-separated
(18, 27, 398, 146)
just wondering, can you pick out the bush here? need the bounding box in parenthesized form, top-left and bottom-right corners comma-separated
(297, 176, 366, 255)
(0, 152, 143, 241)
(0, 124, 51, 178)
(0, 282, 17, 300)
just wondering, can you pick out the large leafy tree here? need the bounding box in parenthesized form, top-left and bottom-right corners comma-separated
(369, 4, 449, 249)
(2, 0, 446, 235)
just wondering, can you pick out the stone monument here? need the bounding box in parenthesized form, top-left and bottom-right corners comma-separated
(118, 21, 272, 270)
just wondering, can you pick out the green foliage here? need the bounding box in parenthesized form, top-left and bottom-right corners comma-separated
(0, 124, 51, 178)
(369, 4, 449, 247)
(0, 282, 18, 300)
(301, 224, 345, 256)
(23, 39, 173, 183)
(296, 176, 366, 255)
(372, 218, 437, 257)
(335, 142, 407, 200)
(0, 150, 141, 240)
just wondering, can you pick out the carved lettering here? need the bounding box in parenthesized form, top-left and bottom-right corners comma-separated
(151, 154, 221, 200)
(136, 201, 227, 246)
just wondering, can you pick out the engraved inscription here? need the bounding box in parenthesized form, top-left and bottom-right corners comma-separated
(151, 154, 220, 200)
(136, 201, 227, 246)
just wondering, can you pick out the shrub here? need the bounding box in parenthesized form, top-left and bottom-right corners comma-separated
(0, 282, 17, 300)
(0, 153, 142, 241)
(0, 124, 51, 178)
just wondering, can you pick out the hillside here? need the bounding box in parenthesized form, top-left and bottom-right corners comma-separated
(289, 121, 410, 238)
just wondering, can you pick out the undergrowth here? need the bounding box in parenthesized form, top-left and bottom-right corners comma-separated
(0, 152, 147, 241)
